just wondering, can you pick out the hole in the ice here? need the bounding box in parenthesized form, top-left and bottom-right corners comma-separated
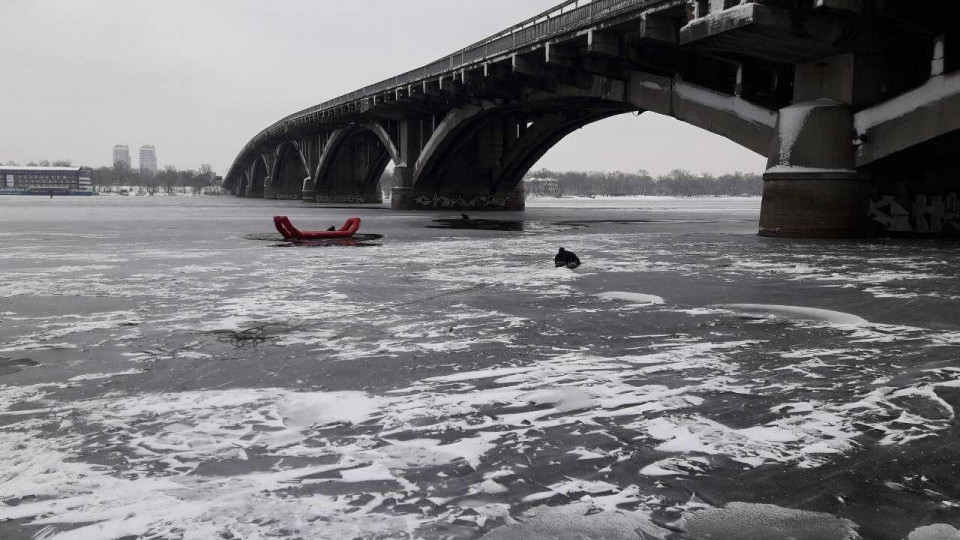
(428, 218, 526, 231)
(244, 233, 384, 247)
(0, 357, 39, 377)
(427, 219, 583, 232)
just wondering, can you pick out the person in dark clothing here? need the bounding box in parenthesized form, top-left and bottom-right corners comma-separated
(461, 213, 470, 220)
(327, 226, 337, 232)
(555, 247, 581, 269)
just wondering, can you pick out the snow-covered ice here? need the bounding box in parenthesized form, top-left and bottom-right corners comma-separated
(0, 196, 958, 539)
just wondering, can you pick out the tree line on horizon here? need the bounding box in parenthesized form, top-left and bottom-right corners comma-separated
(524, 168, 762, 197)
(2, 159, 224, 196)
(8, 159, 760, 198)
(3, 159, 74, 167)
(377, 167, 762, 198)
(89, 163, 222, 195)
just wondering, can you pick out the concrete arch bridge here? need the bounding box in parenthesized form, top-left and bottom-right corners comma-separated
(226, 0, 958, 237)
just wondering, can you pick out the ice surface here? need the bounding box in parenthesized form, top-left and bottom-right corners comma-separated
(1, 197, 958, 538)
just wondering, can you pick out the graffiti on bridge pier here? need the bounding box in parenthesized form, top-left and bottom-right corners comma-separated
(412, 193, 517, 209)
(869, 193, 960, 234)
(315, 194, 375, 204)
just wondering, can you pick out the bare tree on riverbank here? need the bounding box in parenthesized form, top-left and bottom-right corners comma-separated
(376, 168, 760, 199)
(88, 163, 222, 195)
(525, 169, 762, 197)
(2, 159, 72, 167)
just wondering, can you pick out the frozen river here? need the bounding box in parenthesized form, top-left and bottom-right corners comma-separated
(1, 195, 959, 539)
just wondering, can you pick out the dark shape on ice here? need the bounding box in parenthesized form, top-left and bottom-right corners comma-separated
(555, 247, 581, 269)
(213, 325, 270, 349)
(428, 218, 523, 231)
(0, 357, 39, 377)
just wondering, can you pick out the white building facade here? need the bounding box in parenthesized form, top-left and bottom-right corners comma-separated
(139, 145, 158, 176)
(113, 145, 131, 168)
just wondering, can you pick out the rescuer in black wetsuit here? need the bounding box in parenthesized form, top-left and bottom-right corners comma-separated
(555, 247, 581, 269)
(327, 226, 336, 231)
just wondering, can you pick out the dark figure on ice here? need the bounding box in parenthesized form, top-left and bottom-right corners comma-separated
(461, 213, 470, 220)
(326, 226, 336, 232)
(555, 247, 581, 269)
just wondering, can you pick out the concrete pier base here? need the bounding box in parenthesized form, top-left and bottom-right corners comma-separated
(760, 173, 875, 238)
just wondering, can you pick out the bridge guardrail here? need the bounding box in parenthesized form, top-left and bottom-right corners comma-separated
(230, 0, 657, 176)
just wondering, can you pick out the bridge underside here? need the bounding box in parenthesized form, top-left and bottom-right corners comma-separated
(225, 0, 958, 237)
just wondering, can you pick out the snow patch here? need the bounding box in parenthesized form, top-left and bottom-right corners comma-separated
(67, 369, 145, 382)
(681, 502, 861, 540)
(596, 291, 665, 306)
(278, 391, 385, 428)
(855, 71, 960, 133)
(720, 304, 868, 326)
(675, 80, 777, 128)
(908, 524, 960, 540)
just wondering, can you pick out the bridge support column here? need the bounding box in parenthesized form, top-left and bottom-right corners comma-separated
(390, 165, 416, 208)
(301, 177, 315, 202)
(760, 100, 876, 238)
(390, 119, 423, 209)
(263, 177, 277, 199)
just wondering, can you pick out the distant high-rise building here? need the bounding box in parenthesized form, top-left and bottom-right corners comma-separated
(139, 145, 158, 176)
(113, 145, 131, 168)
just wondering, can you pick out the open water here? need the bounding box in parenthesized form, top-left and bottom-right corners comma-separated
(1, 195, 959, 539)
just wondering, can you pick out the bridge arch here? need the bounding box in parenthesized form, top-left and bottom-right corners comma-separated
(247, 155, 269, 198)
(312, 127, 392, 203)
(270, 142, 310, 199)
(231, 171, 248, 197)
(405, 99, 638, 208)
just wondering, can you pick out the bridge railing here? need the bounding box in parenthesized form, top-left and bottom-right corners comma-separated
(233, 0, 656, 174)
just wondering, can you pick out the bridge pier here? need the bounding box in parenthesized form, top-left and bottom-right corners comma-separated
(389, 165, 415, 209)
(759, 100, 874, 238)
(301, 177, 315, 202)
(263, 177, 277, 199)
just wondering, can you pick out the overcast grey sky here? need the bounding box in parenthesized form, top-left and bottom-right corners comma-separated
(0, 0, 766, 176)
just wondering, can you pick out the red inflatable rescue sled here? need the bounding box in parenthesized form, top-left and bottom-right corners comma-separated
(274, 216, 361, 240)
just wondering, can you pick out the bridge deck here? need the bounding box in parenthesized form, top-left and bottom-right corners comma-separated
(235, 0, 668, 158)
